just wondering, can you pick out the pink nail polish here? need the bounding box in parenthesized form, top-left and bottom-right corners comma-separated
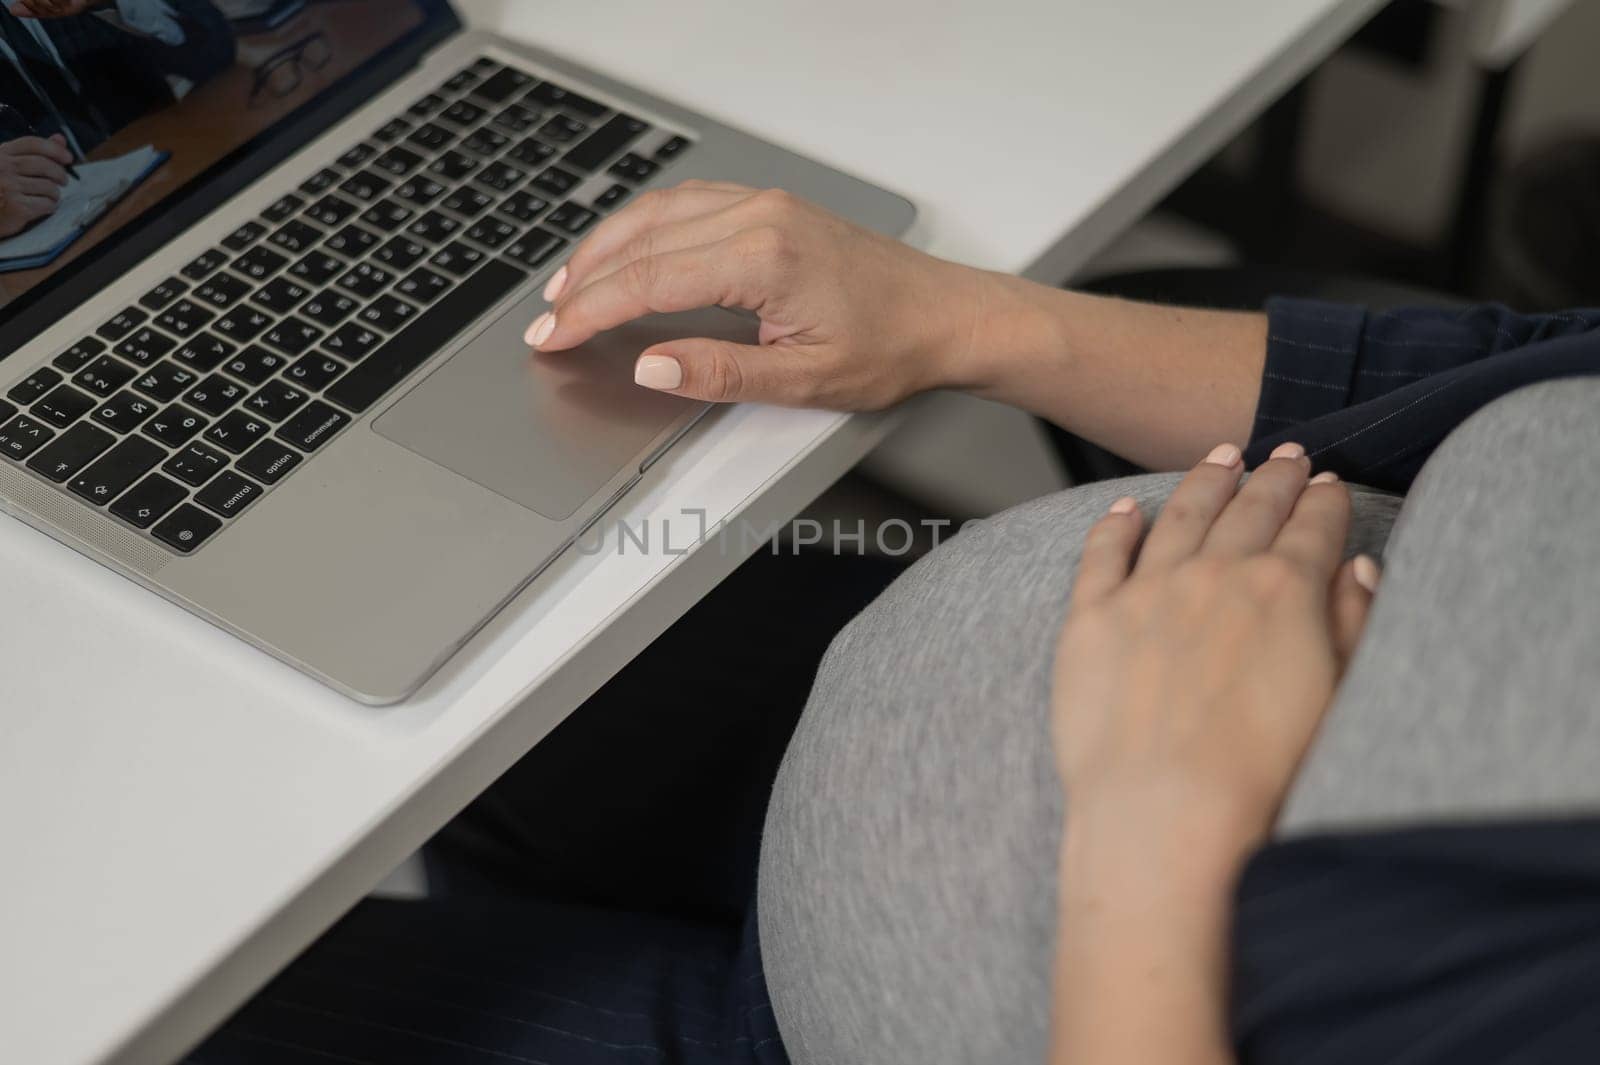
(634, 355, 683, 390)
(1353, 555, 1380, 593)
(1269, 442, 1306, 461)
(1309, 471, 1340, 485)
(542, 266, 568, 303)
(527, 312, 556, 349)
(1203, 443, 1242, 467)
(1108, 496, 1138, 515)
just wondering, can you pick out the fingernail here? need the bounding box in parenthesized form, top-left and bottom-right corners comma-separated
(1353, 554, 1381, 593)
(1309, 471, 1340, 485)
(1203, 442, 1242, 467)
(525, 312, 555, 348)
(1108, 496, 1138, 515)
(634, 354, 683, 391)
(1270, 442, 1306, 461)
(542, 265, 567, 303)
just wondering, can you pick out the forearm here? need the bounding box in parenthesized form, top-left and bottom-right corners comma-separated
(1050, 798, 1255, 1065)
(942, 270, 1268, 471)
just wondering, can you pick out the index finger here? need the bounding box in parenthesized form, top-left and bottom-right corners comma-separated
(562, 184, 754, 288)
(3, 136, 70, 162)
(1270, 473, 1352, 582)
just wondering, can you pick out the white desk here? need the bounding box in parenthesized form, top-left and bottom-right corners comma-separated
(0, 2, 1388, 1062)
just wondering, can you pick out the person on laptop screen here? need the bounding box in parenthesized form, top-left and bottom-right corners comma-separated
(0, 1, 235, 158)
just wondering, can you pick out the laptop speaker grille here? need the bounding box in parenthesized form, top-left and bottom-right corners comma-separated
(0, 463, 170, 577)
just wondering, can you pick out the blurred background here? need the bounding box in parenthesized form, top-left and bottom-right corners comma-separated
(805, 0, 1600, 548)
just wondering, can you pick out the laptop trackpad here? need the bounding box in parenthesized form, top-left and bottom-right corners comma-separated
(375, 303, 754, 521)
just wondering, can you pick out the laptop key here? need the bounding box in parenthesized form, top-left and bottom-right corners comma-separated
(655, 135, 690, 161)
(498, 190, 549, 223)
(394, 175, 447, 207)
(0, 415, 53, 459)
(140, 276, 190, 311)
(472, 67, 533, 104)
(374, 117, 413, 143)
(373, 146, 424, 177)
(306, 194, 360, 228)
(545, 202, 597, 235)
(441, 68, 479, 94)
(336, 262, 394, 299)
(299, 167, 341, 195)
(262, 318, 324, 357)
(0, 399, 16, 425)
(526, 81, 606, 118)
(155, 299, 215, 337)
(531, 167, 580, 197)
(473, 161, 525, 193)
(465, 217, 519, 250)
(8, 367, 61, 404)
(205, 410, 271, 454)
(408, 93, 447, 118)
(224, 345, 287, 385)
(323, 323, 382, 361)
(245, 381, 308, 422)
(502, 228, 566, 271)
(70, 435, 164, 505)
(338, 170, 392, 203)
(142, 404, 208, 448)
(461, 126, 510, 157)
(300, 289, 359, 327)
(94, 390, 159, 432)
(116, 327, 178, 365)
(180, 248, 228, 281)
(134, 362, 199, 403)
(508, 138, 555, 168)
(289, 252, 347, 288)
(97, 307, 149, 342)
(261, 193, 304, 224)
(374, 237, 428, 271)
(360, 199, 416, 233)
(360, 295, 418, 333)
(608, 152, 660, 183)
(75, 356, 136, 397)
(563, 114, 649, 172)
(54, 337, 107, 374)
(336, 142, 377, 170)
(493, 103, 541, 135)
(592, 183, 629, 211)
(428, 150, 479, 182)
(183, 374, 247, 417)
(277, 399, 350, 451)
(538, 115, 586, 144)
(325, 259, 526, 414)
(441, 186, 494, 218)
(406, 211, 460, 244)
(110, 473, 188, 528)
(325, 224, 380, 257)
(406, 121, 455, 152)
(396, 268, 450, 305)
(221, 221, 267, 253)
(440, 99, 486, 127)
(27, 421, 113, 482)
(193, 274, 252, 310)
(152, 504, 222, 553)
(163, 442, 229, 486)
(195, 470, 263, 520)
(31, 384, 96, 429)
(285, 353, 346, 391)
(172, 334, 236, 373)
(213, 306, 273, 343)
(428, 241, 486, 277)
(268, 220, 325, 255)
(232, 246, 289, 282)
(252, 277, 313, 314)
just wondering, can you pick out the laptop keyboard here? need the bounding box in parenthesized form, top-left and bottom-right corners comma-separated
(0, 57, 693, 555)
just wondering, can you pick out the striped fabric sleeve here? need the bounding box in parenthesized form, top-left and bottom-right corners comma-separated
(1249, 298, 1367, 443)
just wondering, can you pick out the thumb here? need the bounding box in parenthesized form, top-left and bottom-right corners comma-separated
(1330, 554, 1380, 662)
(633, 337, 806, 405)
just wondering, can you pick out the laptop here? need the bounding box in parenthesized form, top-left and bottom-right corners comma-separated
(0, 1, 913, 703)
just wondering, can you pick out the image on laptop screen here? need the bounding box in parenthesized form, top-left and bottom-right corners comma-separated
(0, 0, 440, 317)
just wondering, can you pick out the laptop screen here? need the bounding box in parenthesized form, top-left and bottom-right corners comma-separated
(0, 0, 457, 353)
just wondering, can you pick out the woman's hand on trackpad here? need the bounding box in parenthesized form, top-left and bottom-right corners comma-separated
(524, 181, 992, 409)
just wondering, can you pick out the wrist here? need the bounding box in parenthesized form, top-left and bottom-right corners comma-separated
(932, 268, 1078, 400)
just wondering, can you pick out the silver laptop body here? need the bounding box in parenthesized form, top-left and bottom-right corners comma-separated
(0, 8, 913, 703)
